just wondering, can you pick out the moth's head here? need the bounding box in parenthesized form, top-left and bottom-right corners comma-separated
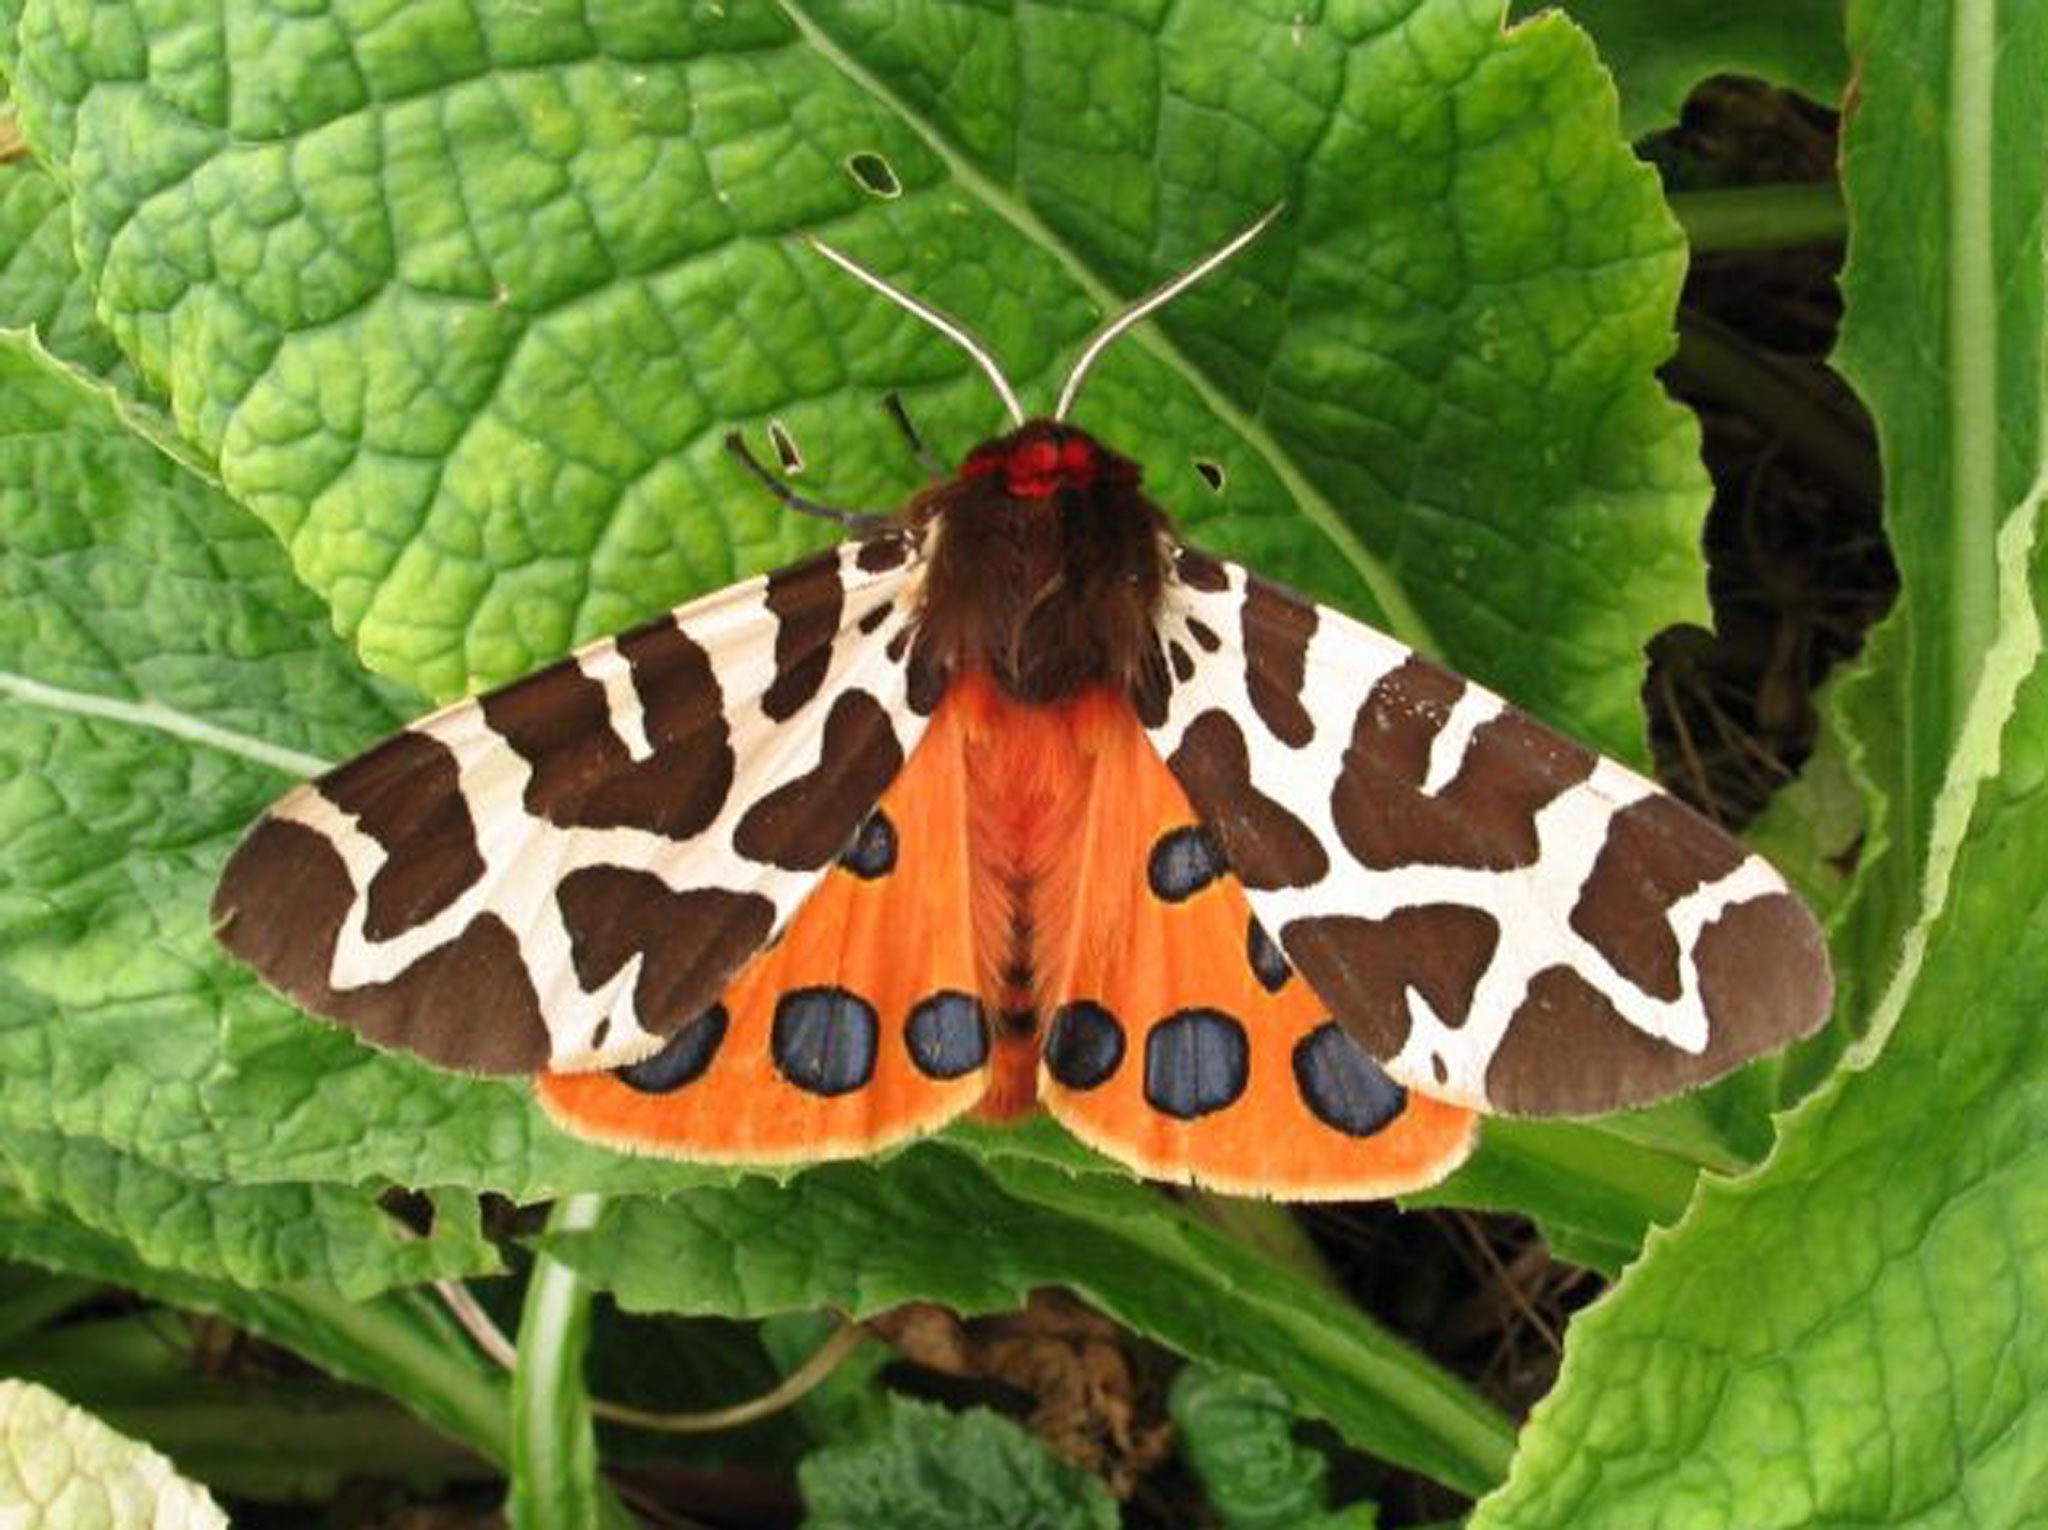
(961, 420, 1141, 501)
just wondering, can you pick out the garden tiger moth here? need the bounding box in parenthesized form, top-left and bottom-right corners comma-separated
(211, 213, 1832, 1201)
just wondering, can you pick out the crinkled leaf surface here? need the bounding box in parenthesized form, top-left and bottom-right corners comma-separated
(1171, 1366, 1373, 1530)
(799, 1396, 1117, 1530)
(541, 1143, 1515, 1497)
(0, 1378, 228, 1530)
(8, 0, 1704, 761)
(0, 154, 133, 383)
(1518, 1, 1848, 135)
(0, 1126, 497, 1298)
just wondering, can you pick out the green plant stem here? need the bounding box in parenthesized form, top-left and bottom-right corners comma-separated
(1669, 184, 1846, 253)
(1671, 312, 1881, 503)
(511, 1195, 634, 1530)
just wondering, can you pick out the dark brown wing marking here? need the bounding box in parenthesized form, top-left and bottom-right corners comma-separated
(1240, 576, 1316, 747)
(318, 732, 486, 941)
(1334, 660, 1597, 873)
(213, 819, 549, 1072)
(481, 615, 735, 839)
(1280, 906, 1501, 1057)
(1165, 711, 1328, 889)
(734, 691, 907, 869)
(762, 552, 846, 721)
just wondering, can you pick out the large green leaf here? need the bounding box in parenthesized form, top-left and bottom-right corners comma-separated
(8, 0, 1704, 760)
(541, 1143, 1516, 1498)
(0, 1182, 512, 1471)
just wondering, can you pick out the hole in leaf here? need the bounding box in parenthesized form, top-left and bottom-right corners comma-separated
(481, 1192, 552, 1242)
(1194, 459, 1226, 492)
(769, 419, 806, 475)
(377, 1186, 436, 1237)
(845, 151, 902, 198)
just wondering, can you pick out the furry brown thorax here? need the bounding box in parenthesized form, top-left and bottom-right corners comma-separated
(906, 419, 1171, 705)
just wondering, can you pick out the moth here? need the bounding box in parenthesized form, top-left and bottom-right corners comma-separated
(213, 214, 1833, 1200)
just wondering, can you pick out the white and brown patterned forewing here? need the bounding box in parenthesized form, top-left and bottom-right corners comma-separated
(213, 533, 935, 1076)
(1142, 548, 1832, 1116)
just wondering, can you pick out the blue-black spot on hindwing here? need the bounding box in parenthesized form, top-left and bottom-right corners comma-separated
(1293, 1022, 1406, 1137)
(1143, 1008, 1250, 1119)
(906, 991, 989, 1079)
(838, 809, 898, 879)
(772, 987, 879, 1096)
(1046, 1001, 1125, 1090)
(613, 1007, 729, 1094)
(1147, 824, 1226, 903)
(1247, 917, 1291, 992)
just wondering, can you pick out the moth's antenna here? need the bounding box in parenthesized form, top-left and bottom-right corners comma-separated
(801, 235, 1028, 428)
(1054, 205, 1283, 422)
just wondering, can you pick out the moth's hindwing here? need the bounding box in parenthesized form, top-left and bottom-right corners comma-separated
(1145, 548, 1834, 1117)
(1033, 686, 1478, 1199)
(211, 532, 933, 1076)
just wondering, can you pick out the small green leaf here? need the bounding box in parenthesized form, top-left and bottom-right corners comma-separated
(1171, 1366, 1371, 1530)
(0, 1378, 228, 1530)
(799, 1395, 1117, 1530)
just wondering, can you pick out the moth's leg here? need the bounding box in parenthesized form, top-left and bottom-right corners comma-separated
(884, 391, 946, 483)
(723, 431, 890, 533)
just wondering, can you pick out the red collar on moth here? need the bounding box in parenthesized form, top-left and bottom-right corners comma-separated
(962, 424, 1141, 499)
